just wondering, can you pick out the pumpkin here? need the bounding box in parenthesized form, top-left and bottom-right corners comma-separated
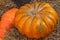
(0, 8, 18, 40)
(15, 2, 58, 38)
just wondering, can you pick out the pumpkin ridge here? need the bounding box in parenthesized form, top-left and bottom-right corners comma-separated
(29, 16, 35, 37)
(25, 4, 32, 8)
(47, 16, 55, 25)
(17, 15, 29, 27)
(42, 17, 52, 34)
(15, 12, 24, 17)
(37, 17, 49, 37)
(24, 17, 33, 38)
(38, 3, 46, 11)
(21, 16, 31, 34)
(37, 21, 44, 37)
(47, 11, 58, 22)
(42, 16, 52, 32)
(46, 17, 55, 29)
(44, 16, 54, 30)
(15, 14, 24, 26)
(15, 14, 26, 26)
(18, 16, 30, 35)
(47, 13, 56, 25)
(33, 2, 40, 9)
(31, 16, 41, 38)
(41, 20, 49, 37)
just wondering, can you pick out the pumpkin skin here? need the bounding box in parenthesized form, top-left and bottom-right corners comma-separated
(15, 2, 58, 38)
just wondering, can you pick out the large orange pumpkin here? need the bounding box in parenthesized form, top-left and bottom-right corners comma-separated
(15, 2, 58, 38)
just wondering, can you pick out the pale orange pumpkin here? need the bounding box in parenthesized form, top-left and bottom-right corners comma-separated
(15, 2, 58, 38)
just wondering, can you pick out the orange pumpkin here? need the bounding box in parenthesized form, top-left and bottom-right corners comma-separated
(15, 2, 58, 38)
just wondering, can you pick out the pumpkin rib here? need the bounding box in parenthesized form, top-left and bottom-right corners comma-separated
(41, 20, 50, 38)
(38, 3, 46, 11)
(21, 16, 31, 35)
(47, 15, 55, 26)
(17, 15, 29, 27)
(33, 2, 40, 9)
(42, 16, 52, 33)
(46, 16, 55, 29)
(38, 5, 47, 12)
(38, 3, 45, 8)
(15, 10, 25, 18)
(31, 16, 41, 38)
(24, 17, 33, 38)
(37, 20, 44, 38)
(25, 4, 32, 8)
(20, 4, 32, 11)
(32, 2, 39, 9)
(47, 13, 56, 25)
(43, 16, 54, 30)
(29, 16, 35, 38)
(20, 6, 29, 10)
(38, 17, 50, 37)
(15, 13, 26, 26)
(31, 16, 36, 32)
(18, 16, 30, 35)
(19, 17, 29, 34)
(42, 18, 52, 34)
(23, 16, 35, 37)
(37, 18, 48, 38)
(37, 2, 41, 8)
(48, 11, 58, 22)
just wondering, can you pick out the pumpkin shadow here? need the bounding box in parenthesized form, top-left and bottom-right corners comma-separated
(12, 0, 30, 8)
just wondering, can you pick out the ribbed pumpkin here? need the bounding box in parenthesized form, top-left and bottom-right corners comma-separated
(15, 2, 58, 38)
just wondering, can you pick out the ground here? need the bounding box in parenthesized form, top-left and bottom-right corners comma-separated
(0, 0, 60, 40)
